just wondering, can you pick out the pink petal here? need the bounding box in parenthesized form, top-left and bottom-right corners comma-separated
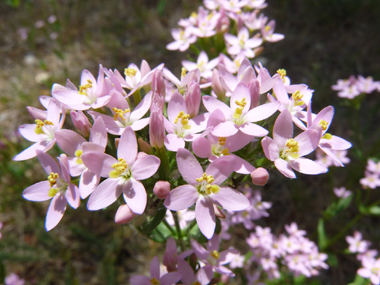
(88, 111, 122, 135)
(150, 256, 160, 279)
(164, 134, 185, 152)
(295, 128, 321, 157)
(122, 178, 147, 214)
(211, 186, 250, 211)
(230, 83, 251, 115)
(207, 109, 226, 129)
(219, 248, 240, 265)
(79, 169, 99, 199)
(177, 148, 204, 184)
(65, 183, 80, 209)
(164, 185, 199, 211)
(45, 192, 67, 231)
(167, 91, 187, 123)
(177, 259, 195, 284)
(131, 117, 150, 131)
(130, 92, 153, 121)
(225, 131, 254, 152)
(196, 196, 215, 239)
(81, 152, 116, 177)
(321, 135, 352, 150)
(261, 136, 279, 161)
(130, 275, 151, 285)
(193, 137, 212, 158)
(13, 140, 50, 161)
(239, 122, 268, 137)
(206, 156, 236, 185)
(92, 95, 111, 109)
(211, 121, 239, 137)
(288, 158, 328, 175)
(90, 117, 108, 147)
(131, 155, 160, 180)
(273, 109, 293, 149)
(80, 69, 96, 86)
(196, 265, 213, 285)
(230, 154, 255, 174)
(55, 129, 86, 156)
(118, 126, 137, 165)
(19, 124, 42, 142)
(87, 178, 122, 210)
(244, 101, 280, 123)
(191, 239, 209, 261)
(274, 158, 296, 178)
(37, 151, 60, 175)
(161, 272, 182, 285)
(202, 96, 231, 115)
(23, 181, 51, 201)
(207, 233, 220, 252)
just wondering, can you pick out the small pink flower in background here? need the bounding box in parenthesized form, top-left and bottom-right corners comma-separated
(130, 256, 182, 285)
(360, 172, 380, 189)
(167, 28, 197, 52)
(34, 20, 45, 28)
(22, 152, 80, 231)
(165, 209, 195, 230)
(224, 27, 263, 58)
(182, 51, 219, 80)
(367, 159, 380, 175)
(261, 19, 284, 42)
(191, 234, 239, 277)
(17, 28, 29, 40)
(0, 222, 2, 239)
(356, 75, 379, 94)
(163, 237, 193, 272)
(358, 257, 380, 285)
(333, 187, 352, 199)
(346, 232, 370, 253)
(5, 273, 25, 285)
(47, 15, 57, 23)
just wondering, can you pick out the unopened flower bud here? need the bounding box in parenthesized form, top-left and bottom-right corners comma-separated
(115, 204, 136, 224)
(212, 69, 226, 101)
(151, 68, 165, 99)
(213, 204, 226, 219)
(149, 93, 165, 149)
(251, 167, 270, 186)
(185, 80, 201, 118)
(138, 138, 153, 154)
(153, 181, 171, 199)
(70, 110, 91, 137)
(27, 106, 47, 120)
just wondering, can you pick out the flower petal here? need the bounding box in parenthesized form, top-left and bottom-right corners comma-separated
(206, 155, 236, 185)
(131, 155, 160, 180)
(45, 192, 67, 231)
(23, 181, 51, 201)
(118, 126, 137, 165)
(288, 157, 328, 175)
(176, 148, 204, 184)
(196, 196, 215, 239)
(164, 185, 198, 211)
(87, 178, 122, 210)
(211, 187, 250, 211)
(274, 158, 296, 179)
(122, 178, 147, 214)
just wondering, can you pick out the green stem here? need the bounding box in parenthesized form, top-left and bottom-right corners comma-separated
(156, 146, 170, 180)
(172, 211, 184, 251)
(162, 219, 176, 236)
(133, 89, 142, 107)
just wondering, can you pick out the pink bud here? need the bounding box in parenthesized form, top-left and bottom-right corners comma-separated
(249, 79, 260, 109)
(212, 69, 226, 100)
(251, 167, 270, 186)
(138, 138, 153, 154)
(149, 93, 165, 149)
(151, 68, 165, 99)
(27, 106, 47, 120)
(70, 110, 91, 137)
(153, 181, 171, 199)
(115, 204, 136, 224)
(185, 80, 201, 118)
(213, 204, 226, 219)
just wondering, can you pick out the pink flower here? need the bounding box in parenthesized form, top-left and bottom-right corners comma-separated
(360, 172, 380, 189)
(358, 257, 380, 285)
(224, 27, 263, 58)
(130, 256, 182, 285)
(261, 19, 284, 42)
(81, 126, 160, 214)
(5, 273, 25, 285)
(177, 259, 213, 285)
(182, 51, 219, 80)
(261, 109, 327, 178)
(191, 234, 239, 277)
(22, 152, 80, 231)
(166, 28, 197, 52)
(164, 148, 249, 238)
(14, 99, 65, 161)
(346, 231, 370, 253)
(333, 187, 352, 199)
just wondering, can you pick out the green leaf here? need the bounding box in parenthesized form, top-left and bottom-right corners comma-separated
(317, 218, 328, 250)
(149, 222, 172, 243)
(135, 200, 167, 236)
(368, 205, 380, 215)
(0, 259, 5, 284)
(336, 194, 353, 212)
(347, 274, 368, 285)
(327, 253, 338, 267)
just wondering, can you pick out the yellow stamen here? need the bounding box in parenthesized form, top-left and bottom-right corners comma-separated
(35, 119, 53, 134)
(277, 69, 286, 83)
(75, 149, 83, 165)
(292, 90, 304, 106)
(233, 98, 247, 119)
(265, 25, 271, 32)
(322, 133, 332, 140)
(191, 12, 197, 19)
(174, 111, 191, 130)
(47, 172, 59, 187)
(78, 80, 93, 95)
(181, 67, 187, 78)
(218, 137, 226, 146)
(221, 148, 230, 156)
(124, 68, 137, 77)
(285, 139, 300, 159)
(150, 278, 160, 285)
(109, 158, 128, 178)
(211, 250, 220, 259)
(113, 107, 131, 121)
(319, 119, 329, 131)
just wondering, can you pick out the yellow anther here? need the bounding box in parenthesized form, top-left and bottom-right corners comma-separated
(181, 67, 187, 78)
(265, 25, 271, 32)
(174, 111, 191, 130)
(285, 139, 299, 159)
(47, 172, 59, 187)
(109, 158, 128, 178)
(75, 149, 83, 157)
(78, 80, 93, 95)
(150, 278, 160, 285)
(221, 148, 230, 156)
(193, 282, 201, 285)
(292, 90, 304, 106)
(322, 133, 332, 140)
(233, 107, 244, 119)
(206, 175, 214, 184)
(277, 69, 287, 83)
(112, 107, 130, 121)
(234, 59, 241, 68)
(179, 30, 185, 39)
(48, 188, 58, 197)
(191, 12, 197, 19)
(124, 68, 137, 77)
(44, 120, 54, 125)
(319, 119, 329, 131)
(34, 119, 53, 134)
(218, 137, 226, 146)
(196, 173, 208, 182)
(211, 250, 220, 259)
(235, 98, 247, 107)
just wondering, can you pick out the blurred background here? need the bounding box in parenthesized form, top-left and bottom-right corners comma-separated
(0, 0, 379, 284)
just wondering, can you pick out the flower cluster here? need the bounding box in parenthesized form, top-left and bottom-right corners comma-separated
(245, 223, 328, 279)
(167, 0, 283, 74)
(347, 231, 380, 285)
(360, 159, 380, 189)
(332, 75, 380, 99)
